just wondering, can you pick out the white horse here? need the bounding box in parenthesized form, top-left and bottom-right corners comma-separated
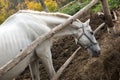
(0, 10, 100, 80)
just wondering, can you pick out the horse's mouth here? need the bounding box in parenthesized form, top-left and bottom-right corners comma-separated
(88, 49, 100, 57)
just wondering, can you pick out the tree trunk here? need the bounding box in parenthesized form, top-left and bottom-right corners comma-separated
(18, 0, 24, 9)
(55, 0, 61, 8)
(100, 0, 118, 37)
(38, 0, 49, 12)
(101, 0, 114, 28)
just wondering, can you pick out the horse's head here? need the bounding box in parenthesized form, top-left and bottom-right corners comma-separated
(73, 19, 100, 57)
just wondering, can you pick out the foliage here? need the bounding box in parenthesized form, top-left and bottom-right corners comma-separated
(59, 1, 90, 15)
(108, 0, 120, 9)
(0, 0, 58, 24)
(0, 0, 120, 24)
(17, 0, 58, 12)
(45, 0, 58, 11)
(58, 0, 74, 7)
(0, 0, 15, 24)
(59, 0, 120, 15)
(24, 0, 42, 11)
(91, 1, 102, 12)
(0, 0, 8, 23)
(17, 0, 42, 11)
(91, 0, 120, 12)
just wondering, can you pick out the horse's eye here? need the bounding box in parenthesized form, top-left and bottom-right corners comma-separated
(90, 31, 93, 35)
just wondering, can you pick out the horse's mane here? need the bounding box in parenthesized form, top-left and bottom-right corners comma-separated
(18, 10, 71, 18)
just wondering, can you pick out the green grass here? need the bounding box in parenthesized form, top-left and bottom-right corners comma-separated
(59, 1, 90, 15)
(59, 0, 120, 15)
(108, 0, 120, 9)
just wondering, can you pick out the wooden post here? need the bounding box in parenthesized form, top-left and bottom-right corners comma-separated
(100, 0, 116, 36)
(0, 0, 99, 77)
(101, 0, 114, 28)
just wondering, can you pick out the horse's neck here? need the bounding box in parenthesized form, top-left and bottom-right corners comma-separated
(19, 10, 71, 27)
(32, 13, 78, 37)
(40, 15, 68, 28)
(42, 15, 78, 37)
(18, 10, 81, 38)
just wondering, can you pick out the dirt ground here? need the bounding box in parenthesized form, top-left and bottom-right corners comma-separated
(16, 8, 120, 80)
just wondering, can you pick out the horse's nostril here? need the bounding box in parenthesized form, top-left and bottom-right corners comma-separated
(92, 50, 100, 57)
(97, 50, 100, 55)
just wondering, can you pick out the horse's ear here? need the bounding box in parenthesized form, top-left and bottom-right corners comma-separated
(84, 19, 90, 27)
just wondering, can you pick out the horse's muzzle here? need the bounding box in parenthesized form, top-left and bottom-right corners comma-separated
(92, 50, 100, 57)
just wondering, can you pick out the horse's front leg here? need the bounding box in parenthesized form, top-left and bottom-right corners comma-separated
(29, 60, 40, 80)
(35, 44, 56, 80)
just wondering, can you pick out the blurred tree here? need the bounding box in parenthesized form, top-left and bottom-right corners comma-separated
(17, 0, 24, 9)
(9, 0, 18, 8)
(0, 0, 15, 24)
(55, 0, 62, 7)
(38, 0, 49, 12)
(58, 0, 73, 6)
(0, 0, 58, 24)
(9, 0, 24, 10)
(45, 0, 58, 11)
(18, 0, 58, 12)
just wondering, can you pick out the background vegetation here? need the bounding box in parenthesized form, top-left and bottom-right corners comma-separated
(59, 0, 120, 15)
(0, 0, 120, 24)
(0, 0, 58, 24)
